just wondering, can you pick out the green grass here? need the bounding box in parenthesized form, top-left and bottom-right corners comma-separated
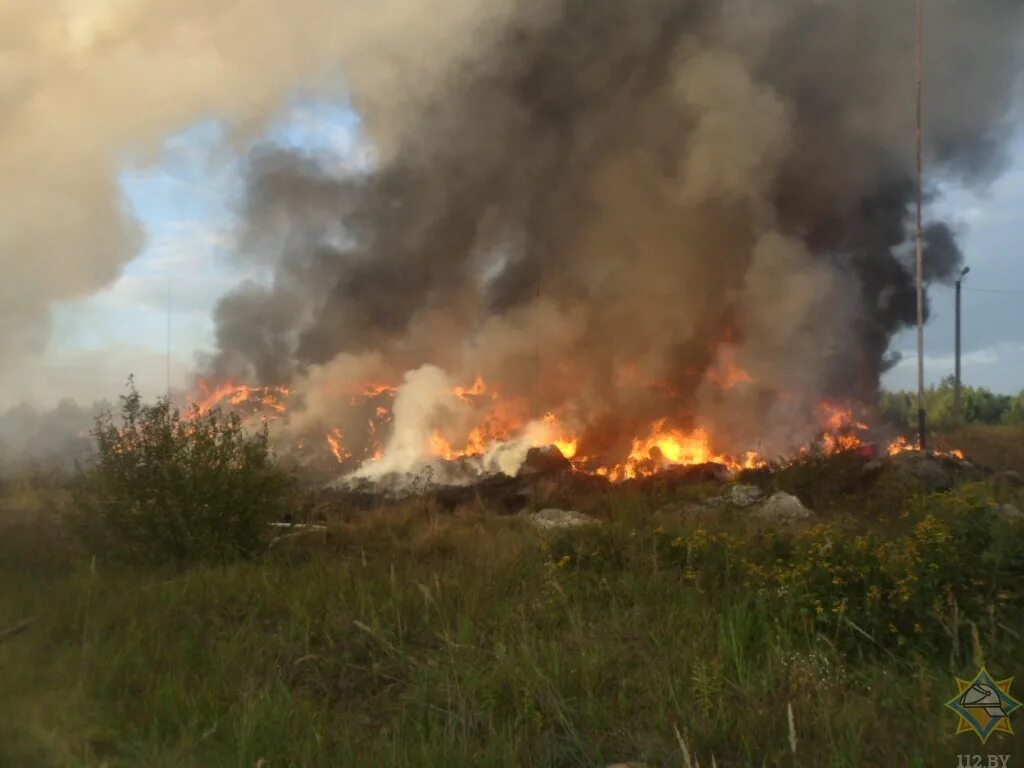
(1, 479, 1022, 766)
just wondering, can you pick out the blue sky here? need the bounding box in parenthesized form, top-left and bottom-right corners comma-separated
(884, 130, 1024, 394)
(42, 100, 367, 405)
(42, 104, 1024, 405)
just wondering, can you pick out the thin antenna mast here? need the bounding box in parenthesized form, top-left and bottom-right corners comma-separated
(915, 0, 927, 450)
(166, 276, 172, 402)
(535, 239, 542, 418)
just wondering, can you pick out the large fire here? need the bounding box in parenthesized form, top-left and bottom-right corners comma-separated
(186, 369, 960, 483)
(591, 421, 765, 482)
(193, 381, 292, 417)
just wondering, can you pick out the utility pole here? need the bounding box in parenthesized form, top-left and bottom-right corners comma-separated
(915, 0, 927, 450)
(954, 266, 970, 424)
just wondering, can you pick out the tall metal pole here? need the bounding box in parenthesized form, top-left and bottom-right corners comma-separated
(954, 277, 962, 423)
(954, 266, 969, 424)
(915, 0, 927, 450)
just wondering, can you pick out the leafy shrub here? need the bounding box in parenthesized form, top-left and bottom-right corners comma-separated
(723, 492, 1021, 660)
(72, 380, 294, 566)
(542, 526, 628, 575)
(757, 490, 1024, 661)
(545, 487, 1024, 663)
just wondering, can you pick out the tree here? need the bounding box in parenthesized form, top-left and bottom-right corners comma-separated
(1003, 390, 1024, 425)
(72, 379, 294, 566)
(879, 378, 1017, 430)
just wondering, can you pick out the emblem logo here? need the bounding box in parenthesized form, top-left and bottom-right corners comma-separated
(944, 667, 1022, 743)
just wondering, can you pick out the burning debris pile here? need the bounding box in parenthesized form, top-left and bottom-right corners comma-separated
(189, 376, 973, 505)
(188, 1, 1021, 490)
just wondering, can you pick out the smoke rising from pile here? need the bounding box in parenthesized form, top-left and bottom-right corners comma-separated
(207, 0, 1023, 466)
(0, 0, 516, 407)
(4, 2, 1022, 471)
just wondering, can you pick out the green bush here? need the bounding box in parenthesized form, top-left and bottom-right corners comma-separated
(72, 380, 294, 566)
(546, 488, 1024, 664)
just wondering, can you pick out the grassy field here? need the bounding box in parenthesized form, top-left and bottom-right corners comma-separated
(2, 432, 1024, 767)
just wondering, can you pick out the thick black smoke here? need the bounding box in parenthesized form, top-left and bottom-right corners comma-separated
(207, 0, 1024, 461)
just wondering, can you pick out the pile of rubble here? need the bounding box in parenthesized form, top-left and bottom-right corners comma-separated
(326, 445, 610, 514)
(653, 483, 813, 524)
(318, 442, 984, 523)
(527, 486, 817, 532)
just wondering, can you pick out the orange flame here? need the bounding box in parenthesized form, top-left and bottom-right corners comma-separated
(191, 367, 971, 482)
(594, 419, 765, 481)
(453, 376, 491, 402)
(359, 383, 398, 397)
(540, 412, 579, 459)
(887, 435, 915, 455)
(553, 439, 579, 459)
(192, 381, 292, 416)
(817, 402, 869, 454)
(347, 382, 399, 406)
(705, 347, 753, 390)
(820, 403, 869, 433)
(886, 435, 965, 460)
(326, 428, 351, 464)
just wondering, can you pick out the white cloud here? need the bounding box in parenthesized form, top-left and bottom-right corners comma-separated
(883, 341, 1024, 394)
(889, 347, 1001, 370)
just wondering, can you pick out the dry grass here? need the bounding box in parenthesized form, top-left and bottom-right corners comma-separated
(310, 498, 536, 570)
(0, 472, 78, 572)
(932, 424, 1024, 474)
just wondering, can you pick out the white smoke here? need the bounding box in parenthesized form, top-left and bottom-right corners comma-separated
(0, 0, 525, 406)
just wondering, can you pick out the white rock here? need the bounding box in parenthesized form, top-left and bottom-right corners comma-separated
(727, 483, 764, 507)
(1000, 503, 1024, 521)
(754, 491, 814, 523)
(528, 508, 601, 530)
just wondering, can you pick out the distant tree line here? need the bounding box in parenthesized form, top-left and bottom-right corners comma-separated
(880, 376, 1024, 430)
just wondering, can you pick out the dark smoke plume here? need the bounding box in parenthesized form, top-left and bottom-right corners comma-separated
(208, 0, 1024, 462)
